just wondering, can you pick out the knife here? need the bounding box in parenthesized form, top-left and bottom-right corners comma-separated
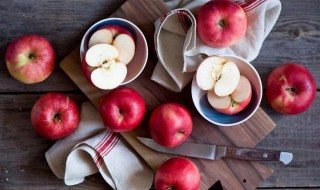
(137, 137, 293, 165)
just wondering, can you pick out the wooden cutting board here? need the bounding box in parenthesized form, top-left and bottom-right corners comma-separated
(60, 0, 276, 189)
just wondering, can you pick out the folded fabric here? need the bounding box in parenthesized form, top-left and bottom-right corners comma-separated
(45, 102, 154, 190)
(152, 0, 281, 92)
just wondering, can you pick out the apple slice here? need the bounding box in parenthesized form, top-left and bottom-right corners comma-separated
(207, 92, 231, 110)
(196, 56, 240, 96)
(231, 75, 251, 102)
(196, 56, 225, 91)
(88, 29, 113, 48)
(214, 61, 240, 97)
(207, 75, 252, 115)
(88, 25, 136, 65)
(85, 44, 127, 90)
(113, 34, 135, 65)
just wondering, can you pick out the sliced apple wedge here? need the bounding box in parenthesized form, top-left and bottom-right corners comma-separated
(207, 91, 231, 109)
(196, 56, 240, 96)
(85, 44, 127, 90)
(91, 63, 127, 90)
(207, 75, 252, 115)
(88, 29, 113, 48)
(113, 34, 135, 65)
(196, 56, 225, 91)
(214, 61, 240, 96)
(231, 75, 252, 103)
(88, 25, 136, 65)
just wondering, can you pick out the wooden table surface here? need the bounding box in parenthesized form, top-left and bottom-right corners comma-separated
(0, 0, 319, 189)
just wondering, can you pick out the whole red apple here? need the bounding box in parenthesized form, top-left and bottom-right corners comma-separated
(154, 157, 200, 190)
(99, 87, 146, 132)
(5, 34, 55, 84)
(31, 92, 80, 139)
(197, 0, 247, 48)
(149, 103, 192, 147)
(266, 63, 316, 115)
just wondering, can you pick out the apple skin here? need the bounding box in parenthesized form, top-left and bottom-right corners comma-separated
(197, 0, 247, 48)
(82, 56, 95, 87)
(99, 88, 146, 132)
(149, 103, 192, 147)
(266, 63, 316, 115)
(5, 34, 55, 84)
(88, 25, 134, 48)
(154, 157, 200, 190)
(31, 92, 80, 140)
(212, 91, 252, 115)
(100, 25, 134, 39)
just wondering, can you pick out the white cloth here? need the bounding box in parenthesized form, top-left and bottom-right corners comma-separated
(45, 102, 154, 190)
(152, 0, 282, 92)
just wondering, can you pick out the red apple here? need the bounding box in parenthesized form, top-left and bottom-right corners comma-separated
(197, 0, 247, 48)
(31, 92, 80, 139)
(154, 157, 200, 190)
(149, 103, 192, 147)
(5, 34, 55, 84)
(207, 75, 252, 115)
(99, 87, 146, 132)
(266, 63, 316, 115)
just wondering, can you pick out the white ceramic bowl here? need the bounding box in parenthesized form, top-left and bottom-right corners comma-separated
(80, 18, 148, 86)
(191, 55, 262, 127)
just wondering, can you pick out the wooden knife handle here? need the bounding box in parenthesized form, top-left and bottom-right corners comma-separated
(225, 147, 281, 161)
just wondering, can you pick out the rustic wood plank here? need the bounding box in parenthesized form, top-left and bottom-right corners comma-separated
(252, 0, 320, 87)
(257, 93, 320, 188)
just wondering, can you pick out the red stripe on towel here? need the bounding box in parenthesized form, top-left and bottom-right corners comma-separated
(234, 0, 247, 6)
(93, 131, 113, 162)
(245, 0, 266, 11)
(178, 12, 188, 33)
(95, 133, 121, 167)
(241, 0, 266, 11)
(241, 0, 258, 9)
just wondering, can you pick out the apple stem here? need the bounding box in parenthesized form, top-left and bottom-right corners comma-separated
(231, 99, 236, 107)
(166, 186, 176, 190)
(54, 113, 61, 122)
(286, 87, 296, 92)
(219, 20, 225, 27)
(28, 53, 35, 60)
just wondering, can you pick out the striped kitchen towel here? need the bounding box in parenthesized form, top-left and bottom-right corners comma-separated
(45, 102, 153, 190)
(152, 0, 282, 92)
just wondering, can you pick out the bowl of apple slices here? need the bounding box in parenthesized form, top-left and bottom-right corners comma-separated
(80, 18, 148, 90)
(191, 55, 262, 127)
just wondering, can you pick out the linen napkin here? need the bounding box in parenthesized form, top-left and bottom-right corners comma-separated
(152, 0, 282, 92)
(45, 102, 154, 190)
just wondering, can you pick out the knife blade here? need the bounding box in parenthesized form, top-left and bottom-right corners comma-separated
(137, 137, 293, 165)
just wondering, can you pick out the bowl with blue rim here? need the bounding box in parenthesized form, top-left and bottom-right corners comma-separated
(191, 55, 262, 127)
